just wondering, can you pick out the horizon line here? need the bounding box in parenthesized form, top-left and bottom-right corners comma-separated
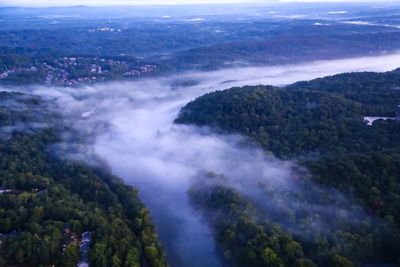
(0, 1, 398, 8)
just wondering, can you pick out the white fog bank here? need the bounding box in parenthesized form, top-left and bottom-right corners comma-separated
(25, 52, 400, 267)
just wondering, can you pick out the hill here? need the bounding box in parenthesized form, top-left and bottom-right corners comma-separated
(176, 69, 400, 267)
(0, 92, 166, 267)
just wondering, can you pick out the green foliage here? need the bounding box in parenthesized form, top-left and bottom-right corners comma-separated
(295, 258, 317, 267)
(179, 70, 400, 266)
(287, 71, 400, 116)
(0, 92, 166, 267)
(305, 151, 400, 229)
(261, 247, 284, 267)
(189, 183, 400, 267)
(329, 255, 354, 267)
(189, 185, 317, 267)
(62, 244, 79, 267)
(176, 70, 400, 158)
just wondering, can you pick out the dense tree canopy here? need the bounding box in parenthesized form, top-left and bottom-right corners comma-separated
(0, 92, 166, 267)
(176, 71, 400, 158)
(177, 69, 400, 267)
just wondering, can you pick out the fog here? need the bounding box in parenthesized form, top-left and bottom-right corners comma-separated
(28, 52, 400, 267)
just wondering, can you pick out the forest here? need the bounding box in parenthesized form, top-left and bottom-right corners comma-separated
(176, 69, 400, 266)
(2, 3, 400, 267)
(0, 92, 167, 267)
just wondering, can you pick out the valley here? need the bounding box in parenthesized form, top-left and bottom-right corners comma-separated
(1, 3, 400, 267)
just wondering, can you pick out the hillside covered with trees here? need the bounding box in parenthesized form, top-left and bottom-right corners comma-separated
(0, 92, 166, 267)
(176, 69, 400, 267)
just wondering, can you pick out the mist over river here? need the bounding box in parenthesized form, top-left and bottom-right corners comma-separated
(29, 53, 400, 267)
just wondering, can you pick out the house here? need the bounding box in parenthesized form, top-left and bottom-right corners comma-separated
(364, 116, 396, 126)
(81, 231, 91, 244)
(76, 231, 91, 267)
(77, 261, 89, 267)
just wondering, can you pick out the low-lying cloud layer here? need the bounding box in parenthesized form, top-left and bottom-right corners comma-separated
(18, 52, 400, 267)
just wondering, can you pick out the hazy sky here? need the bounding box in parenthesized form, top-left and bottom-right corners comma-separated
(0, 0, 394, 7)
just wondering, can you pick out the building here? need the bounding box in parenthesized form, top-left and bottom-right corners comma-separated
(76, 231, 91, 267)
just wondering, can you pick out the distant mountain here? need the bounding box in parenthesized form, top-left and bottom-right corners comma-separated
(2, 6, 400, 86)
